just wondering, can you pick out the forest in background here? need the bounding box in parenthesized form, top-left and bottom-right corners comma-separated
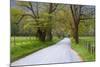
(11, 1, 95, 43)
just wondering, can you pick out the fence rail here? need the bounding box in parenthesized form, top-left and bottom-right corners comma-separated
(80, 39, 95, 54)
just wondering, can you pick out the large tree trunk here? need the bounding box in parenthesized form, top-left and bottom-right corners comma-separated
(74, 25, 79, 44)
(46, 28, 52, 41)
(37, 28, 46, 41)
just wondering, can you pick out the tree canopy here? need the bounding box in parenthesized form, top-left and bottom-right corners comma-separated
(11, 1, 95, 43)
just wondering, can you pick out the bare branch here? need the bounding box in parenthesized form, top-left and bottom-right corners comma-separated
(29, 2, 37, 18)
(21, 4, 32, 10)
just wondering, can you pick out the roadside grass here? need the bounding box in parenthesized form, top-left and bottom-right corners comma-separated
(11, 36, 60, 62)
(71, 36, 95, 61)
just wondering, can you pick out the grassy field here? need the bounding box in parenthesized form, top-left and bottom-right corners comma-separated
(71, 36, 95, 61)
(11, 36, 61, 62)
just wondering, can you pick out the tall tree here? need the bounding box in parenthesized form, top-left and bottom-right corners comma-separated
(69, 5, 95, 44)
(46, 3, 58, 40)
(70, 5, 81, 44)
(16, 2, 47, 41)
(11, 8, 24, 45)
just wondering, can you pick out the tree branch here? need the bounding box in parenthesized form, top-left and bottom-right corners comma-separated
(70, 5, 77, 26)
(29, 2, 37, 18)
(16, 14, 35, 24)
(51, 4, 58, 13)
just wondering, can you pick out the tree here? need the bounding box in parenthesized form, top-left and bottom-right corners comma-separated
(69, 5, 95, 44)
(79, 6, 95, 36)
(70, 5, 81, 44)
(11, 7, 24, 45)
(46, 3, 58, 40)
(53, 5, 69, 38)
(16, 2, 47, 41)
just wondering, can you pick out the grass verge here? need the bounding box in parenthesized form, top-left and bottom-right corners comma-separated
(71, 37, 95, 61)
(11, 36, 61, 62)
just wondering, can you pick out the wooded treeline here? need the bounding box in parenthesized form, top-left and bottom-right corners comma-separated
(11, 1, 95, 43)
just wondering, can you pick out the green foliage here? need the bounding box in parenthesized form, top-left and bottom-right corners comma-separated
(11, 8, 24, 23)
(79, 19, 95, 36)
(11, 8, 24, 36)
(11, 2, 95, 38)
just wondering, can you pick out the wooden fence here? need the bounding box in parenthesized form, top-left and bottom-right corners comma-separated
(80, 39, 95, 54)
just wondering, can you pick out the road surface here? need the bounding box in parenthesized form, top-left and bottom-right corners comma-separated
(11, 38, 82, 66)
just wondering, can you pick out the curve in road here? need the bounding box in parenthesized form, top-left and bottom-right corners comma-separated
(11, 38, 82, 66)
